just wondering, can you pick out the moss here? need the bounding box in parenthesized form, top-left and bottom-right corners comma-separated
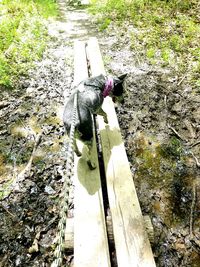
(159, 137, 184, 160)
(132, 132, 195, 226)
(135, 134, 171, 187)
(134, 134, 187, 188)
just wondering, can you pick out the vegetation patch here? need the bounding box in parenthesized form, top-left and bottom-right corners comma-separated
(90, 0, 200, 88)
(0, 0, 58, 88)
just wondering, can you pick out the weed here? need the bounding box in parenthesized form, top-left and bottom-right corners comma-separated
(99, 17, 111, 31)
(146, 48, 155, 59)
(161, 48, 171, 62)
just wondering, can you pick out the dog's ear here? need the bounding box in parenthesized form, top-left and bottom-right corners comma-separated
(118, 73, 127, 82)
(112, 74, 127, 102)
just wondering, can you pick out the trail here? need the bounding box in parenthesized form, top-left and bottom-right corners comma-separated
(57, 0, 96, 39)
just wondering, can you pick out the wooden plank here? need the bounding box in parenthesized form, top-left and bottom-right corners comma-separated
(73, 40, 111, 267)
(65, 215, 154, 251)
(87, 37, 156, 267)
(73, 40, 88, 85)
(86, 37, 106, 76)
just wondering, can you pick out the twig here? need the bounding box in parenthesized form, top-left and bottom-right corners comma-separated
(164, 95, 167, 107)
(20, 132, 42, 177)
(177, 74, 187, 86)
(168, 124, 187, 142)
(190, 152, 200, 168)
(0, 204, 16, 218)
(190, 140, 200, 148)
(12, 132, 43, 190)
(190, 182, 196, 237)
(184, 119, 196, 139)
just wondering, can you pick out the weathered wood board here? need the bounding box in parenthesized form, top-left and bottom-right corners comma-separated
(65, 215, 154, 251)
(73, 40, 111, 267)
(87, 37, 156, 267)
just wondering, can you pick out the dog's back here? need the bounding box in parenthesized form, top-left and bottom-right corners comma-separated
(63, 75, 106, 141)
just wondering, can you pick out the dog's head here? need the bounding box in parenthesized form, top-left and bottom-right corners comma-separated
(111, 74, 127, 103)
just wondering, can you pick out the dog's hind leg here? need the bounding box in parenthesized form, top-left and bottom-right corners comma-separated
(86, 139, 96, 170)
(74, 138, 82, 157)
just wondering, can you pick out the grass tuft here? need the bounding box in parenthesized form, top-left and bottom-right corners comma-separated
(0, 0, 58, 88)
(90, 0, 200, 89)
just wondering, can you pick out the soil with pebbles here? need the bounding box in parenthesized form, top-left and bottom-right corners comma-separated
(0, 1, 200, 266)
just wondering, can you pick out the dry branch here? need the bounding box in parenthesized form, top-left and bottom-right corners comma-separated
(168, 124, 187, 142)
(190, 140, 200, 148)
(12, 132, 42, 190)
(190, 152, 200, 168)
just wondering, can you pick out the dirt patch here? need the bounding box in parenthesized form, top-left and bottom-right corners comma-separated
(99, 21, 200, 267)
(0, 1, 200, 267)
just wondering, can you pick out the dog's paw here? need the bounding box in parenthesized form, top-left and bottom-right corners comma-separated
(75, 151, 82, 157)
(87, 160, 96, 170)
(103, 115, 108, 124)
(74, 147, 82, 157)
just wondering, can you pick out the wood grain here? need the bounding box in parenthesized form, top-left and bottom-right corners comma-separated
(73, 40, 110, 267)
(87, 37, 156, 267)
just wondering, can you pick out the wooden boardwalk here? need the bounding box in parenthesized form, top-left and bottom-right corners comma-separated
(65, 37, 156, 267)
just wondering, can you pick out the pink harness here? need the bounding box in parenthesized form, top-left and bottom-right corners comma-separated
(102, 77, 114, 98)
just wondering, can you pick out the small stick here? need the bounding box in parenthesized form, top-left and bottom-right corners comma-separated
(164, 95, 167, 107)
(190, 152, 200, 168)
(184, 119, 196, 139)
(190, 140, 200, 148)
(12, 132, 43, 189)
(177, 74, 187, 86)
(168, 124, 187, 142)
(1, 204, 16, 218)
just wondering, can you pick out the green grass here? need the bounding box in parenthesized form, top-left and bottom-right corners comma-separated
(90, 0, 200, 89)
(0, 0, 58, 88)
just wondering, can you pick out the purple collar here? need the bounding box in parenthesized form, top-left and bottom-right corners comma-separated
(102, 77, 114, 98)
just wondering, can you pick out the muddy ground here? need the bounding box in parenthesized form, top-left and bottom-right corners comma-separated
(0, 1, 200, 266)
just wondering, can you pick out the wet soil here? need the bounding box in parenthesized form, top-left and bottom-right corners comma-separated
(99, 22, 200, 267)
(0, 1, 200, 266)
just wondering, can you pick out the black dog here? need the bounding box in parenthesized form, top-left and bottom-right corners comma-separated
(63, 73, 127, 169)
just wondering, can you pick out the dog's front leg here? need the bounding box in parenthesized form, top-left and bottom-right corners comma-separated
(96, 107, 108, 124)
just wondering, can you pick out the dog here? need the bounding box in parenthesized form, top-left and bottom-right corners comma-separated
(63, 73, 127, 169)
